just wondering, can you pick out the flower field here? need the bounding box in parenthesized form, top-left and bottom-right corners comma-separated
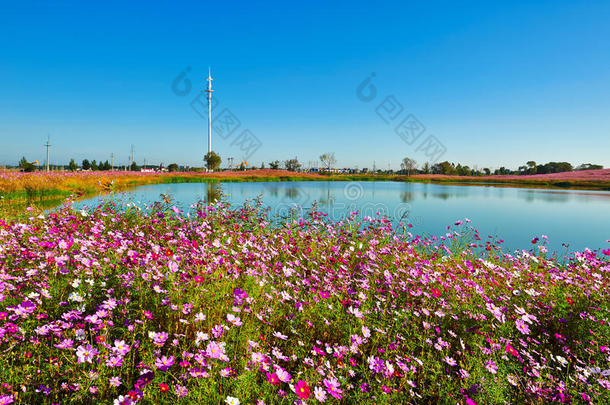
(0, 199, 609, 404)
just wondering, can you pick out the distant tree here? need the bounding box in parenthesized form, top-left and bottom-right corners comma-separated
(431, 161, 455, 175)
(82, 159, 91, 170)
(401, 157, 417, 176)
(576, 163, 603, 171)
(284, 157, 301, 172)
(91, 160, 98, 171)
(483, 168, 491, 176)
(167, 163, 179, 172)
(68, 159, 78, 172)
(526, 161, 537, 175)
(102, 160, 110, 171)
(269, 160, 280, 170)
(319, 152, 337, 172)
(537, 161, 573, 174)
(421, 162, 430, 174)
(238, 162, 246, 171)
(420, 162, 430, 174)
(457, 165, 471, 176)
(130, 161, 140, 171)
(19, 156, 36, 172)
(204, 151, 222, 171)
(260, 162, 265, 169)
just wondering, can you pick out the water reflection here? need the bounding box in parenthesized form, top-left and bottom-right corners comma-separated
(75, 181, 610, 252)
(206, 183, 222, 203)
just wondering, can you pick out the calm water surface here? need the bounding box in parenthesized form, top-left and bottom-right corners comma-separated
(76, 181, 610, 254)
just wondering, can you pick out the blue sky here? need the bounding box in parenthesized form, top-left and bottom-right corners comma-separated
(1, 1, 609, 170)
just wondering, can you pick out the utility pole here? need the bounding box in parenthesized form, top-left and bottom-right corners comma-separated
(129, 144, 135, 170)
(44, 136, 51, 172)
(206, 68, 214, 157)
(110, 153, 114, 170)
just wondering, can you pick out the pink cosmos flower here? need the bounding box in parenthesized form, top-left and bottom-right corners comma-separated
(175, 384, 188, 398)
(295, 380, 311, 399)
(54, 338, 74, 349)
(113, 340, 130, 355)
(109, 377, 121, 387)
(485, 359, 498, 374)
(155, 355, 175, 371)
(205, 341, 228, 361)
(0, 394, 14, 405)
(227, 314, 242, 326)
(251, 352, 264, 363)
(106, 356, 123, 367)
(314, 386, 327, 402)
(113, 395, 132, 405)
(266, 372, 280, 385)
(323, 378, 343, 399)
(212, 325, 224, 338)
(76, 344, 97, 364)
(152, 332, 169, 347)
(276, 368, 291, 383)
(515, 319, 530, 335)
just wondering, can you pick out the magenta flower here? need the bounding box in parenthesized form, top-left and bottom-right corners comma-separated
(266, 372, 280, 385)
(295, 380, 311, 399)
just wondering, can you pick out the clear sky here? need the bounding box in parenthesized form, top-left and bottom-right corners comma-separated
(1, 1, 609, 170)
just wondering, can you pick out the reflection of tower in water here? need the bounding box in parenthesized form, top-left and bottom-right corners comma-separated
(206, 183, 221, 203)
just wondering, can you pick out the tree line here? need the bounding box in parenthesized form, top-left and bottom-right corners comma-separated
(400, 159, 604, 176)
(14, 153, 604, 176)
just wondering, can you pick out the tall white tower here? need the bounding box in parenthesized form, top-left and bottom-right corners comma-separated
(205, 67, 214, 156)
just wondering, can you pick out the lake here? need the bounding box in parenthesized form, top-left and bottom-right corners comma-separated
(75, 181, 610, 254)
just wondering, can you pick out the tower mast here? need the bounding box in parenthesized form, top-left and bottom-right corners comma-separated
(205, 67, 214, 157)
